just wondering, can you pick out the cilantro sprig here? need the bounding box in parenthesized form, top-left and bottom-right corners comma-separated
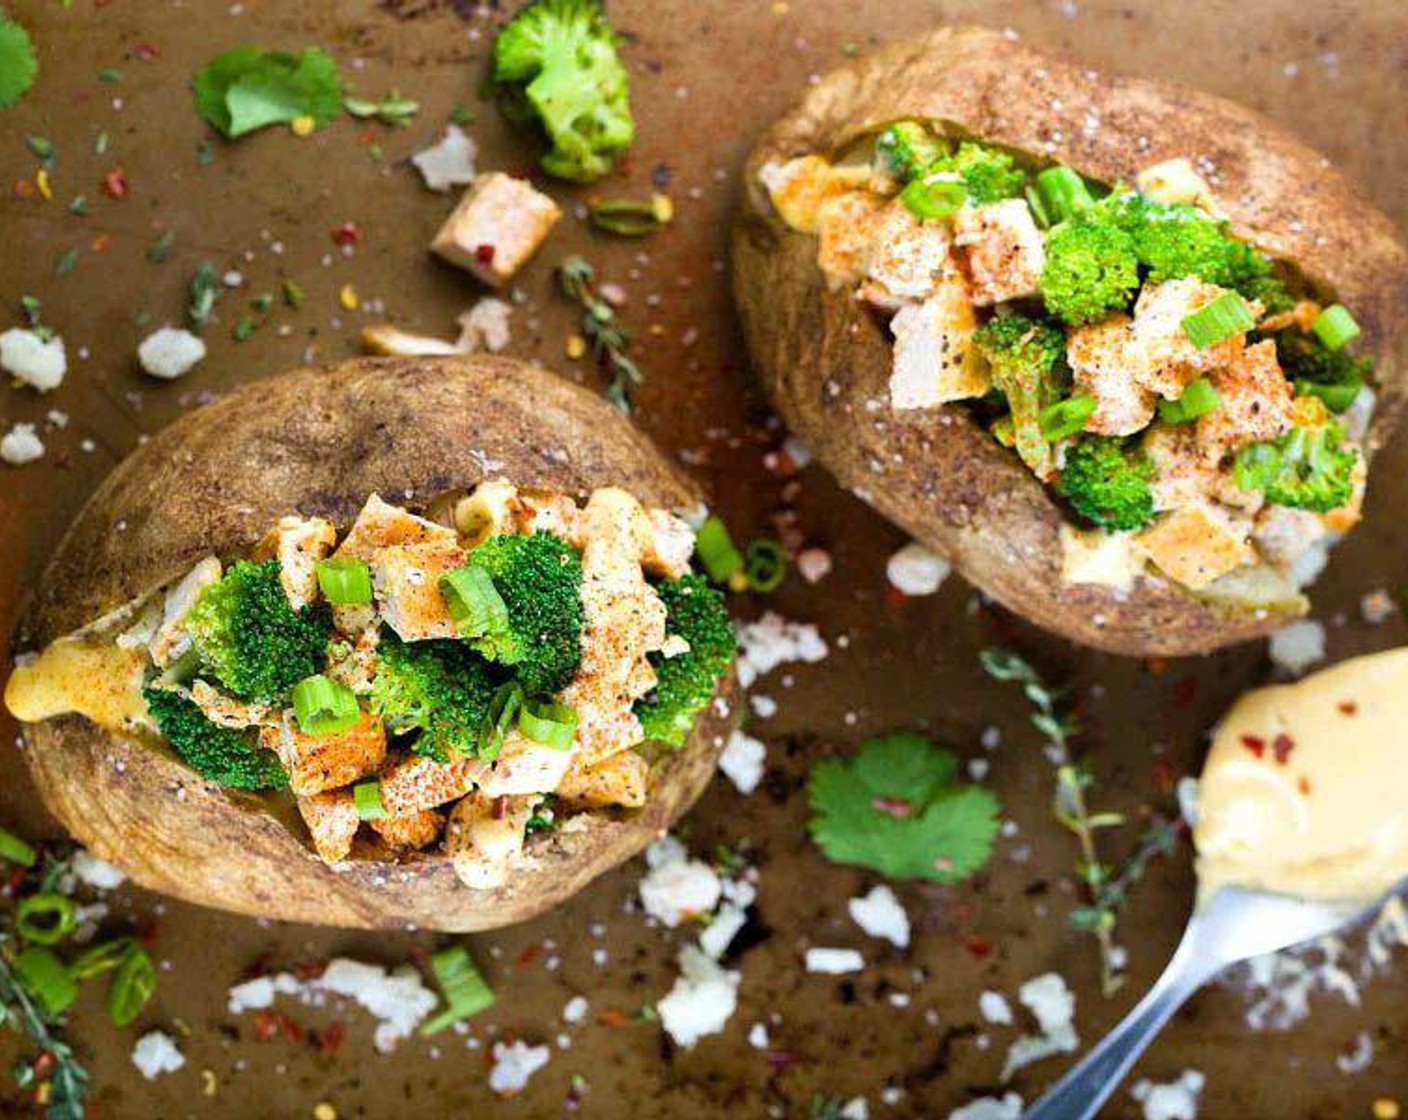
(807, 731, 1001, 882)
(194, 46, 343, 138)
(0, 15, 38, 110)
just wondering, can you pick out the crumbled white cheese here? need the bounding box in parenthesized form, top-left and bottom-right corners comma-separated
(487, 1040, 551, 1096)
(639, 849, 723, 927)
(848, 885, 910, 948)
(735, 611, 828, 688)
(1268, 619, 1326, 677)
(69, 850, 128, 891)
(719, 729, 766, 794)
(456, 297, 513, 353)
(645, 834, 688, 869)
(131, 1031, 185, 1080)
(698, 903, 748, 960)
(979, 990, 1014, 1025)
(1337, 1031, 1374, 1075)
(795, 547, 833, 584)
(562, 995, 589, 1024)
(657, 945, 739, 1049)
(1360, 589, 1396, 625)
(0, 328, 66, 391)
(947, 1094, 1024, 1120)
(411, 124, 479, 192)
(1131, 1070, 1205, 1120)
(748, 1022, 770, 1049)
(137, 327, 207, 380)
(1001, 973, 1079, 1081)
(805, 947, 865, 975)
(839, 1099, 870, 1120)
(1, 423, 44, 465)
(886, 542, 951, 596)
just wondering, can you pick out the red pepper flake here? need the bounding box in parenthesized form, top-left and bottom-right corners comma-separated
(1145, 657, 1168, 676)
(1298, 776, 1312, 796)
(1337, 700, 1359, 716)
(252, 1010, 282, 1043)
(872, 796, 913, 819)
(100, 169, 129, 199)
(357, 127, 379, 146)
(596, 1008, 631, 1030)
(962, 935, 995, 961)
(885, 586, 909, 608)
(765, 1050, 802, 1073)
(1152, 759, 1178, 794)
(14, 179, 36, 199)
(91, 234, 110, 253)
(318, 1021, 347, 1058)
(293, 958, 329, 982)
(516, 943, 542, 969)
(1240, 735, 1266, 759)
(32, 1051, 56, 1080)
(133, 914, 160, 946)
(330, 221, 362, 247)
(1272, 733, 1295, 766)
(1171, 675, 1199, 708)
(130, 43, 160, 62)
(474, 243, 497, 266)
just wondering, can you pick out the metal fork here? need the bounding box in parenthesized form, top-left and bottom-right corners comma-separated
(1023, 880, 1404, 1120)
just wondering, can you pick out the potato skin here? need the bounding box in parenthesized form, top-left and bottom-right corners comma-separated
(14, 356, 740, 931)
(732, 24, 1408, 656)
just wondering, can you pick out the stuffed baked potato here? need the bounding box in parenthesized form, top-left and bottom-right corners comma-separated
(733, 24, 1408, 655)
(5, 357, 740, 931)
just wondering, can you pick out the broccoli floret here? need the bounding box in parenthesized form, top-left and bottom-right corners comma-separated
(1220, 241, 1294, 313)
(143, 686, 288, 790)
(933, 141, 1026, 204)
(972, 314, 1068, 476)
(463, 532, 584, 697)
(1234, 419, 1359, 514)
(1057, 436, 1157, 531)
(1040, 219, 1140, 325)
(873, 121, 946, 182)
(634, 574, 735, 748)
(1272, 328, 1373, 388)
(370, 632, 498, 761)
(492, 0, 633, 183)
(186, 560, 331, 702)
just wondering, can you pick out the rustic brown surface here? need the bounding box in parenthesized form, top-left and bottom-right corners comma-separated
(2, 1, 1407, 1117)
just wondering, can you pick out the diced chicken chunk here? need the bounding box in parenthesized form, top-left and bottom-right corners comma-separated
(188, 680, 270, 729)
(149, 557, 222, 668)
(858, 201, 954, 310)
(889, 277, 990, 409)
(1067, 314, 1156, 437)
(430, 172, 562, 287)
(644, 509, 695, 579)
(557, 749, 649, 808)
(1130, 278, 1251, 399)
(952, 199, 1046, 306)
(1254, 505, 1330, 572)
(1134, 503, 1256, 589)
(1198, 339, 1294, 452)
(759, 156, 874, 235)
(816, 191, 886, 290)
(477, 733, 577, 797)
(372, 541, 466, 642)
(298, 790, 360, 864)
(446, 792, 539, 890)
(1135, 158, 1219, 213)
(368, 809, 443, 851)
(453, 480, 523, 545)
(379, 754, 487, 817)
(255, 515, 336, 611)
(519, 490, 584, 542)
(260, 712, 387, 797)
(338, 494, 459, 558)
(1058, 527, 1142, 593)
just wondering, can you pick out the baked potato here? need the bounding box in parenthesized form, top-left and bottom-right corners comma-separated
(4, 356, 741, 932)
(732, 24, 1408, 656)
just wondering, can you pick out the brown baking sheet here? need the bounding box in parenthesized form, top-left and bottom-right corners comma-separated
(2, 1, 1407, 1116)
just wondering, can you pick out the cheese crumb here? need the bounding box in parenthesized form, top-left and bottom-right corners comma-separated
(131, 1031, 186, 1080)
(657, 945, 739, 1049)
(948, 1095, 1024, 1120)
(979, 990, 1014, 1025)
(805, 947, 865, 974)
(735, 612, 828, 688)
(0, 328, 66, 391)
(69, 850, 128, 891)
(411, 124, 478, 192)
(639, 841, 722, 927)
(719, 729, 766, 794)
(1, 423, 44, 465)
(1001, 973, 1079, 1081)
(1268, 619, 1326, 677)
(137, 327, 207, 381)
(847, 885, 910, 948)
(886, 542, 951, 596)
(1131, 1069, 1205, 1120)
(487, 1040, 551, 1096)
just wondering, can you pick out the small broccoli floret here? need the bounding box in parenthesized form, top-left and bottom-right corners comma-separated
(370, 632, 498, 761)
(1040, 219, 1140, 325)
(635, 574, 735, 748)
(186, 560, 331, 702)
(873, 121, 945, 182)
(463, 532, 584, 697)
(1057, 436, 1157, 531)
(972, 314, 1068, 476)
(144, 686, 288, 790)
(492, 0, 633, 183)
(1272, 328, 1373, 388)
(1234, 419, 1359, 514)
(935, 141, 1026, 204)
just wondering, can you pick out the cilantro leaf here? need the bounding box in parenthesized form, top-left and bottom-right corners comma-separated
(0, 17, 38, 110)
(808, 733, 1001, 883)
(193, 46, 343, 138)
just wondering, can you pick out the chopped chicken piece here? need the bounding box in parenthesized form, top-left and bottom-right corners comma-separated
(378, 754, 487, 817)
(759, 156, 874, 235)
(952, 199, 1046, 306)
(520, 489, 584, 542)
(477, 733, 577, 797)
(1130, 278, 1252, 399)
(446, 792, 540, 890)
(1059, 526, 1142, 593)
(644, 509, 695, 578)
(560, 489, 668, 763)
(188, 680, 270, 729)
(1198, 339, 1294, 451)
(338, 495, 459, 558)
(1134, 503, 1256, 589)
(430, 172, 562, 287)
(1259, 300, 1322, 334)
(254, 515, 336, 611)
(369, 809, 443, 851)
(298, 790, 360, 864)
(889, 276, 990, 409)
(1324, 452, 1367, 534)
(816, 191, 886, 289)
(453, 481, 523, 545)
(1135, 158, 1219, 213)
(149, 557, 222, 668)
(858, 201, 954, 310)
(260, 711, 387, 797)
(372, 541, 466, 642)
(557, 749, 649, 808)
(1254, 505, 1330, 572)
(1067, 314, 1156, 436)
(325, 623, 381, 696)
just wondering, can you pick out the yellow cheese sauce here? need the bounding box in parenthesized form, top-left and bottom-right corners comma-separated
(1195, 647, 1408, 904)
(5, 638, 149, 732)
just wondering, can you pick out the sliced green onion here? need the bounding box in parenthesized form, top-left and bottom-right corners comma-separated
(1182, 291, 1256, 350)
(16, 894, 78, 946)
(900, 173, 967, 220)
(1296, 379, 1361, 413)
(0, 825, 36, 867)
(518, 701, 579, 751)
(1039, 394, 1098, 441)
(1024, 184, 1052, 230)
(1035, 165, 1094, 225)
(440, 566, 509, 640)
(1158, 378, 1223, 424)
(1312, 304, 1361, 351)
(419, 945, 496, 1035)
(744, 539, 788, 593)
(291, 675, 361, 737)
(68, 937, 137, 981)
(13, 947, 79, 1017)
(107, 944, 156, 1027)
(696, 516, 744, 584)
(480, 682, 523, 759)
(315, 557, 373, 606)
(354, 779, 386, 821)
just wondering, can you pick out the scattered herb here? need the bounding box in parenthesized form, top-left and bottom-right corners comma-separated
(188, 261, 221, 330)
(587, 194, 672, 238)
(0, 16, 38, 110)
(196, 140, 215, 166)
(343, 90, 420, 126)
(94, 131, 108, 155)
(807, 731, 1002, 882)
(146, 230, 177, 263)
(99, 67, 123, 84)
(54, 248, 78, 277)
(251, 292, 274, 312)
(68, 194, 88, 215)
(194, 45, 344, 139)
(26, 135, 53, 163)
(449, 103, 475, 125)
(17, 297, 52, 343)
(281, 278, 306, 310)
(231, 316, 256, 342)
(557, 255, 642, 413)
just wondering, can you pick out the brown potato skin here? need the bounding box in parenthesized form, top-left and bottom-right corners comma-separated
(732, 24, 1408, 656)
(13, 356, 740, 931)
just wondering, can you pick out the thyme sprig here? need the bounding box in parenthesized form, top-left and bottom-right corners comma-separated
(557, 256, 642, 414)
